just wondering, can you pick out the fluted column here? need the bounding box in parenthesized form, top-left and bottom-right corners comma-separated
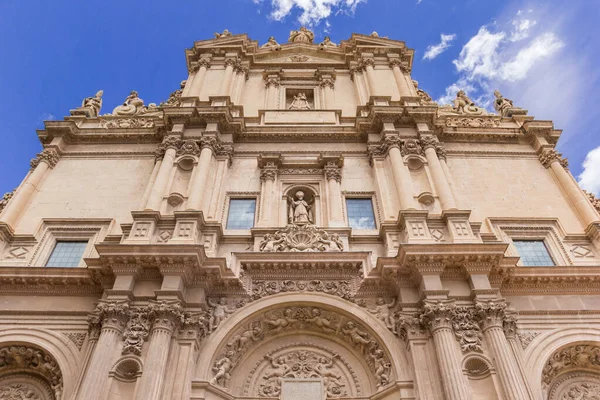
(0, 149, 59, 228)
(421, 300, 471, 400)
(385, 136, 416, 210)
(136, 301, 183, 400)
(324, 162, 344, 226)
(219, 56, 237, 97)
(264, 74, 280, 109)
(362, 56, 377, 98)
(388, 57, 412, 98)
(77, 301, 129, 400)
(540, 149, 599, 225)
(145, 136, 181, 211)
(259, 163, 277, 226)
(186, 57, 211, 98)
(187, 137, 217, 211)
(475, 300, 533, 400)
(350, 66, 368, 105)
(421, 137, 457, 210)
(503, 316, 537, 400)
(232, 64, 248, 104)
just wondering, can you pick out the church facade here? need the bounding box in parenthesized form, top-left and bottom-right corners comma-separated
(1, 28, 600, 400)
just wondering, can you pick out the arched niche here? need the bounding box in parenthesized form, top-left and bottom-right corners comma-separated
(462, 354, 500, 400)
(0, 328, 80, 399)
(196, 293, 410, 399)
(283, 184, 320, 225)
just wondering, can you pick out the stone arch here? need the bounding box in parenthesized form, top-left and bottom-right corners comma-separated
(523, 328, 600, 396)
(0, 328, 82, 399)
(196, 293, 409, 397)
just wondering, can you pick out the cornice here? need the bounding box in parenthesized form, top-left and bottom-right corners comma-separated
(500, 266, 600, 295)
(0, 267, 107, 296)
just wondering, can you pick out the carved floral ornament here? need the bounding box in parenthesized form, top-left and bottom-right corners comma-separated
(30, 149, 59, 171)
(368, 136, 448, 160)
(0, 345, 63, 400)
(539, 148, 569, 169)
(259, 224, 344, 252)
(542, 344, 600, 390)
(211, 306, 393, 390)
(584, 190, 600, 212)
(154, 135, 233, 162)
(0, 189, 15, 213)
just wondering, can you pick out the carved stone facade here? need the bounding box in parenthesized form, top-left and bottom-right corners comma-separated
(1, 28, 599, 400)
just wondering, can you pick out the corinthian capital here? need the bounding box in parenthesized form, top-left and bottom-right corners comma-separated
(260, 161, 278, 181)
(88, 300, 130, 333)
(539, 148, 568, 169)
(200, 136, 219, 152)
(324, 161, 342, 183)
(382, 135, 402, 153)
(419, 300, 456, 332)
(419, 136, 438, 150)
(264, 75, 281, 88)
(30, 148, 60, 170)
(319, 76, 335, 89)
(475, 299, 507, 329)
(147, 300, 185, 332)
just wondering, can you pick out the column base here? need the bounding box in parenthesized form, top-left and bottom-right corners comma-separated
(442, 210, 480, 243)
(124, 211, 161, 244)
(398, 210, 434, 243)
(170, 211, 204, 244)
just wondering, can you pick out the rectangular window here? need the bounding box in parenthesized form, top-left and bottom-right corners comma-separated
(226, 199, 256, 230)
(513, 240, 555, 266)
(45, 241, 88, 267)
(346, 198, 376, 229)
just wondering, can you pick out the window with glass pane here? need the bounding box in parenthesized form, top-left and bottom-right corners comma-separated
(226, 199, 256, 229)
(45, 241, 88, 267)
(513, 240, 555, 266)
(346, 198, 376, 229)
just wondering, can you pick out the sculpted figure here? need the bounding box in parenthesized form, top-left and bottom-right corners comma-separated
(112, 90, 146, 116)
(368, 298, 397, 334)
(493, 89, 524, 117)
(215, 29, 232, 39)
(72, 90, 103, 117)
(261, 36, 281, 51)
(263, 355, 290, 380)
(227, 324, 263, 351)
(412, 80, 434, 105)
(288, 92, 311, 110)
(319, 36, 337, 49)
(289, 26, 314, 43)
(342, 321, 372, 354)
(211, 351, 234, 385)
(450, 90, 485, 115)
(306, 308, 336, 332)
(208, 298, 235, 331)
(264, 308, 297, 332)
(314, 355, 341, 380)
(287, 190, 313, 223)
(259, 233, 286, 252)
(370, 348, 391, 387)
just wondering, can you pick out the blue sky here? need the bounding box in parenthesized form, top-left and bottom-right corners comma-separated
(1, 0, 599, 196)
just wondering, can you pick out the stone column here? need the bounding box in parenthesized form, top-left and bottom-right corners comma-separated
(421, 300, 471, 400)
(264, 74, 280, 109)
(503, 316, 537, 400)
(350, 66, 368, 105)
(437, 147, 462, 209)
(324, 162, 344, 226)
(186, 57, 211, 98)
(540, 149, 599, 225)
(171, 315, 207, 400)
(135, 300, 184, 400)
(388, 56, 412, 98)
(318, 74, 335, 109)
(219, 56, 237, 97)
(259, 162, 277, 226)
(475, 300, 533, 400)
(145, 136, 181, 211)
(77, 301, 129, 400)
(139, 155, 163, 209)
(385, 136, 417, 210)
(421, 137, 457, 210)
(232, 64, 248, 104)
(362, 55, 377, 98)
(0, 149, 59, 228)
(187, 137, 217, 211)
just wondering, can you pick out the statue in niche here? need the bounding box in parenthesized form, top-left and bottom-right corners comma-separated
(288, 92, 311, 110)
(319, 36, 338, 49)
(261, 36, 281, 51)
(215, 29, 232, 39)
(71, 90, 103, 117)
(287, 190, 314, 224)
(288, 26, 314, 43)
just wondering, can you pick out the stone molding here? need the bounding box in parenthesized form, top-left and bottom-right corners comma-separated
(29, 149, 59, 171)
(539, 148, 569, 169)
(542, 343, 600, 387)
(251, 279, 352, 300)
(88, 300, 130, 335)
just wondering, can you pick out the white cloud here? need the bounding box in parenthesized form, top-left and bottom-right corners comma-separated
(453, 27, 505, 79)
(578, 146, 600, 196)
(423, 33, 457, 60)
(263, 0, 366, 26)
(499, 32, 563, 81)
(510, 17, 536, 41)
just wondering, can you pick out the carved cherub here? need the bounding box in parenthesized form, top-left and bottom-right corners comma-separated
(259, 233, 286, 252)
(368, 298, 397, 334)
(263, 355, 290, 380)
(370, 348, 391, 387)
(208, 298, 236, 331)
(211, 351, 234, 386)
(342, 322, 372, 354)
(227, 323, 263, 351)
(264, 308, 297, 332)
(306, 308, 337, 332)
(314, 355, 341, 380)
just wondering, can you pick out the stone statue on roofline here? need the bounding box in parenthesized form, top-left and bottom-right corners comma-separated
(493, 89, 527, 117)
(112, 90, 161, 117)
(289, 26, 314, 43)
(261, 36, 281, 51)
(319, 36, 338, 49)
(437, 90, 487, 115)
(215, 29, 232, 39)
(70, 90, 103, 117)
(412, 80, 435, 105)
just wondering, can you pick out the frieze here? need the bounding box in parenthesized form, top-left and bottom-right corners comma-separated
(98, 118, 155, 129)
(278, 168, 323, 175)
(251, 280, 353, 300)
(444, 117, 501, 128)
(212, 306, 392, 389)
(0, 345, 63, 399)
(259, 224, 344, 252)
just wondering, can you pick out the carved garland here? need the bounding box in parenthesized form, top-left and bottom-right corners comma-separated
(251, 280, 352, 300)
(211, 306, 392, 389)
(542, 344, 600, 387)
